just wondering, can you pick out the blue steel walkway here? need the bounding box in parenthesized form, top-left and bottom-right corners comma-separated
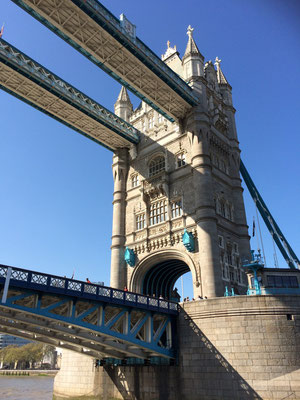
(0, 264, 177, 361)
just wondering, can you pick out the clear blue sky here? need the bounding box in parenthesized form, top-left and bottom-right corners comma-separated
(0, 0, 299, 297)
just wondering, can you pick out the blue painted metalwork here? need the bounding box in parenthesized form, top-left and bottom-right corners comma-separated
(182, 229, 195, 253)
(242, 251, 264, 295)
(11, 0, 199, 122)
(124, 247, 135, 267)
(0, 39, 140, 150)
(240, 160, 299, 269)
(0, 264, 178, 360)
(0, 264, 177, 315)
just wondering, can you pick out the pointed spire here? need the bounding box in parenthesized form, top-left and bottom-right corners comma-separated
(214, 57, 229, 85)
(116, 86, 131, 103)
(183, 25, 203, 60)
(114, 86, 133, 122)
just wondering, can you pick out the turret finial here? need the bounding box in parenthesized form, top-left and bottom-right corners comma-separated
(214, 57, 221, 70)
(167, 40, 170, 48)
(187, 25, 194, 39)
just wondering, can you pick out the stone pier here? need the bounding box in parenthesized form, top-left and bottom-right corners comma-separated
(53, 295, 300, 400)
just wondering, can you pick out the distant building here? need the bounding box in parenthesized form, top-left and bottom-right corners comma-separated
(0, 334, 31, 349)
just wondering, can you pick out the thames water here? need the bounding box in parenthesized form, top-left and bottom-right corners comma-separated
(0, 376, 54, 400)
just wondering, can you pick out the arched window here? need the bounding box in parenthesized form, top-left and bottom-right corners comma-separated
(149, 156, 165, 177)
(131, 174, 139, 188)
(176, 152, 186, 168)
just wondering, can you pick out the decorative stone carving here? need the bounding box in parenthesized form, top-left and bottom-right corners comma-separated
(141, 171, 169, 200)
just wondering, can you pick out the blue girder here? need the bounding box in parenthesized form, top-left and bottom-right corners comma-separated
(0, 264, 177, 360)
(240, 160, 299, 269)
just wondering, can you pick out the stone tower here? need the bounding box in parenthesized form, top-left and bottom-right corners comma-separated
(111, 28, 250, 298)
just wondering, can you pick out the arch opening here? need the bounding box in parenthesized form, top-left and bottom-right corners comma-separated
(141, 259, 190, 301)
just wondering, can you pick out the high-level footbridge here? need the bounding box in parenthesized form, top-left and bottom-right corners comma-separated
(0, 38, 139, 151)
(0, 264, 177, 361)
(11, 0, 199, 121)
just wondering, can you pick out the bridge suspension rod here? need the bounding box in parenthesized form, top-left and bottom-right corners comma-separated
(240, 159, 299, 269)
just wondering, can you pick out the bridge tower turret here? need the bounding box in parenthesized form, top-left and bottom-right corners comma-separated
(114, 86, 133, 122)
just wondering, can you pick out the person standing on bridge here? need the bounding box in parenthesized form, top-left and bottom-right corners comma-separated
(86, 278, 91, 284)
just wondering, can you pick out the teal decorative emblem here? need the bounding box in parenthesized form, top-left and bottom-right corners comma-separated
(124, 247, 135, 267)
(182, 229, 195, 252)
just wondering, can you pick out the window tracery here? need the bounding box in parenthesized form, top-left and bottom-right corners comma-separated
(176, 152, 186, 168)
(149, 199, 167, 226)
(149, 156, 165, 177)
(171, 200, 182, 218)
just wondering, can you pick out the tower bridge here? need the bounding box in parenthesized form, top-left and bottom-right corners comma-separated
(1, 1, 300, 399)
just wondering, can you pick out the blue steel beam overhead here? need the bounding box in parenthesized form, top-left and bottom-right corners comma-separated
(11, 0, 199, 121)
(0, 39, 140, 151)
(0, 264, 178, 360)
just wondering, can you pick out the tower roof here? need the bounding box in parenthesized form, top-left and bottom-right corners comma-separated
(214, 57, 230, 86)
(116, 86, 132, 103)
(182, 25, 204, 61)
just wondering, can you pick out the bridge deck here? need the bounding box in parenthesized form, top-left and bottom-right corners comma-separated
(0, 264, 177, 360)
(0, 39, 139, 151)
(12, 0, 199, 121)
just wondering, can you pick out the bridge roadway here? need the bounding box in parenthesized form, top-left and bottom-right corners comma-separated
(11, 0, 199, 122)
(0, 38, 139, 151)
(0, 264, 177, 361)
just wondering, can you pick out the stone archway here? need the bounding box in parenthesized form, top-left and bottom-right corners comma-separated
(129, 249, 199, 300)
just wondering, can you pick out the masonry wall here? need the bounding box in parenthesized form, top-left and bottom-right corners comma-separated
(53, 295, 300, 400)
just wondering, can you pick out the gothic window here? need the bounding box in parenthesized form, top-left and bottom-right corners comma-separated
(220, 200, 226, 218)
(220, 253, 228, 280)
(149, 156, 165, 177)
(176, 152, 186, 168)
(233, 242, 239, 254)
(158, 114, 163, 124)
(142, 119, 146, 132)
(218, 235, 224, 248)
(225, 203, 231, 219)
(171, 200, 182, 218)
(149, 199, 167, 226)
(226, 244, 233, 265)
(149, 115, 154, 129)
(131, 174, 139, 188)
(136, 213, 145, 230)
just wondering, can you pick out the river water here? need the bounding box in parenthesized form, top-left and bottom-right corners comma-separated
(0, 376, 54, 400)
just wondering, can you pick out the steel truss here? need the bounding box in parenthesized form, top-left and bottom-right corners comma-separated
(11, 0, 199, 121)
(0, 265, 177, 360)
(0, 39, 139, 151)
